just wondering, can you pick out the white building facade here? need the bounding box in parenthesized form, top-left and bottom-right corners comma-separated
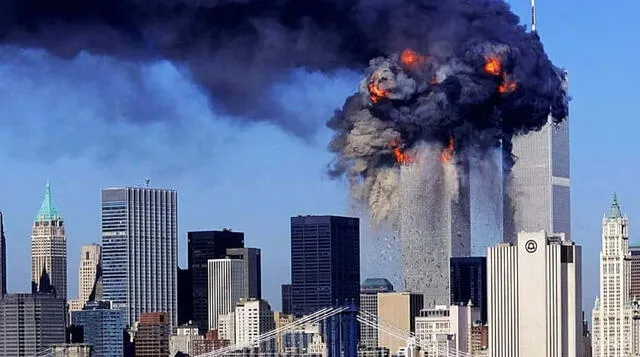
(218, 312, 236, 344)
(169, 324, 203, 357)
(415, 304, 480, 356)
(592, 195, 638, 357)
(69, 244, 102, 313)
(208, 259, 245, 330)
(234, 299, 275, 348)
(488, 230, 582, 357)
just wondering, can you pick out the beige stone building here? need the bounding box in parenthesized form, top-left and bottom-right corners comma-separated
(376, 292, 423, 355)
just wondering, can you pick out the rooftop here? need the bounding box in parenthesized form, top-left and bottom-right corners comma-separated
(609, 193, 623, 219)
(361, 278, 394, 293)
(35, 180, 62, 222)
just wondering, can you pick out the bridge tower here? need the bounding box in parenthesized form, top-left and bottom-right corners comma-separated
(326, 300, 359, 357)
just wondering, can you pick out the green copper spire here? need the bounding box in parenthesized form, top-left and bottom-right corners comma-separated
(35, 180, 61, 221)
(609, 193, 622, 219)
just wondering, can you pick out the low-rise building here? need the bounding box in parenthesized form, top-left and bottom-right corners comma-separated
(170, 322, 203, 357)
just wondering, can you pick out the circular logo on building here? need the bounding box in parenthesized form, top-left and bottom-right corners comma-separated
(525, 240, 538, 253)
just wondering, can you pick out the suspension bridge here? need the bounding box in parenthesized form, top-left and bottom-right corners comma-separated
(36, 304, 479, 357)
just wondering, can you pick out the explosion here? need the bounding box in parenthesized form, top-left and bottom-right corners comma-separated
(391, 139, 415, 165)
(439, 137, 455, 163)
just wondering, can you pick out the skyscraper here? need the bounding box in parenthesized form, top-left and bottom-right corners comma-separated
(226, 247, 262, 299)
(488, 231, 582, 357)
(399, 158, 471, 307)
(177, 268, 193, 325)
(71, 301, 126, 357)
(31, 181, 67, 299)
(101, 187, 178, 327)
(506, 72, 570, 241)
(0, 211, 6, 297)
(70, 244, 102, 312)
(629, 245, 640, 300)
(592, 196, 635, 357)
(290, 215, 360, 316)
(0, 293, 66, 356)
(188, 229, 244, 332)
(281, 284, 292, 315)
(450, 257, 487, 323)
(207, 258, 245, 330)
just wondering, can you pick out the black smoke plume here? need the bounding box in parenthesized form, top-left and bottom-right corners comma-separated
(0, 0, 566, 136)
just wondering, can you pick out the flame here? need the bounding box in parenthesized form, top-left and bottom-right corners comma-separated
(390, 138, 415, 164)
(367, 74, 387, 103)
(498, 74, 517, 93)
(400, 49, 425, 67)
(484, 56, 502, 76)
(439, 136, 455, 163)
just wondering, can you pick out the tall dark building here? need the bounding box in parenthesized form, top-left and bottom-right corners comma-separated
(290, 215, 360, 316)
(0, 211, 6, 297)
(177, 268, 193, 325)
(226, 248, 262, 299)
(450, 256, 487, 323)
(281, 284, 292, 314)
(188, 229, 244, 332)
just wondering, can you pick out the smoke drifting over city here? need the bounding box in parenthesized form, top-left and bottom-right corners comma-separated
(1, 0, 568, 226)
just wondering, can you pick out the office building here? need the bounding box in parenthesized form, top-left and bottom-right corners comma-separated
(274, 312, 295, 354)
(291, 215, 360, 316)
(226, 247, 262, 299)
(170, 322, 203, 357)
(193, 330, 230, 356)
(592, 196, 636, 357)
(70, 244, 102, 313)
(71, 301, 126, 357)
(134, 312, 171, 357)
(102, 187, 178, 327)
(506, 74, 570, 242)
(399, 156, 471, 307)
(218, 312, 236, 344)
(0, 293, 66, 356)
(450, 257, 487, 323)
(177, 268, 193, 325)
(376, 292, 424, 355)
(360, 278, 395, 349)
(629, 245, 640, 300)
(282, 321, 323, 355)
(0, 212, 6, 297)
(488, 231, 582, 357)
(414, 304, 480, 355)
(235, 299, 275, 350)
(188, 229, 244, 332)
(31, 181, 67, 298)
(50, 344, 93, 357)
(281, 284, 292, 315)
(208, 258, 245, 330)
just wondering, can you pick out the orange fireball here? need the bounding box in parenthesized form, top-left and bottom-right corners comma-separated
(400, 49, 425, 68)
(439, 136, 455, 163)
(484, 56, 502, 76)
(390, 138, 415, 164)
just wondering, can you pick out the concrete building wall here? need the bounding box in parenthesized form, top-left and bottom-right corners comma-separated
(377, 292, 423, 355)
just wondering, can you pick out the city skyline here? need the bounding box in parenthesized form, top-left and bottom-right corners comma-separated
(0, 0, 635, 321)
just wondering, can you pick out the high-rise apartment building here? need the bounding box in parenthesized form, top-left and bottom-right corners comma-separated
(629, 245, 640, 300)
(376, 292, 424, 355)
(360, 278, 395, 349)
(135, 312, 171, 357)
(0, 293, 66, 356)
(208, 258, 245, 330)
(235, 299, 276, 350)
(450, 257, 487, 323)
(0, 211, 6, 297)
(31, 182, 67, 298)
(399, 161, 471, 307)
(71, 301, 126, 357)
(281, 284, 292, 314)
(290, 215, 360, 316)
(506, 72, 570, 242)
(101, 187, 178, 327)
(70, 244, 102, 313)
(488, 231, 582, 357)
(188, 230, 244, 332)
(592, 196, 636, 357)
(226, 247, 262, 299)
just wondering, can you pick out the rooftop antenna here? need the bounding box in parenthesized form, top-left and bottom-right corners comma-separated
(531, 0, 537, 33)
(145, 178, 150, 188)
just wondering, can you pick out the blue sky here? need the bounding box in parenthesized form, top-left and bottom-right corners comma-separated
(0, 0, 637, 315)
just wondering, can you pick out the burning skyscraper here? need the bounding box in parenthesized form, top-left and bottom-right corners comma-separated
(399, 145, 470, 306)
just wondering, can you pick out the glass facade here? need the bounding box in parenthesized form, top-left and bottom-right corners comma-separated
(72, 302, 125, 357)
(290, 216, 360, 316)
(101, 187, 178, 327)
(508, 116, 571, 240)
